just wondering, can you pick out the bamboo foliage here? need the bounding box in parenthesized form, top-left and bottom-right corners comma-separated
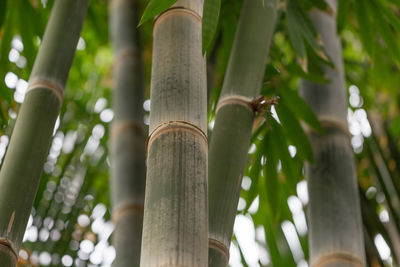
(109, 0, 146, 266)
(300, 1, 366, 266)
(0, 0, 89, 266)
(140, 0, 208, 266)
(208, 0, 278, 266)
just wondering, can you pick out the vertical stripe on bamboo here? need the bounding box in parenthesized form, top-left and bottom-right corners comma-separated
(300, 1, 366, 266)
(109, 0, 146, 266)
(0, 0, 89, 266)
(140, 0, 208, 266)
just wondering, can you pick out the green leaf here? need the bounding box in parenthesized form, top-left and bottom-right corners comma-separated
(202, 0, 222, 54)
(268, 116, 298, 188)
(354, 0, 373, 55)
(286, 62, 329, 84)
(276, 100, 314, 163)
(280, 88, 324, 134)
(369, 0, 400, 62)
(263, 131, 280, 220)
(337, 0, 352, 33)
(0, 0, 7, 29)
(138, 0, 177, 26)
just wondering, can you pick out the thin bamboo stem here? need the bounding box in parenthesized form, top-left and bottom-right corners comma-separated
(109, 0, 146, 266)
(0, 0, 89, 265)
(300, 1, 366, 266)
(208, 0, 279, 266)
(140, 0, 208, 266)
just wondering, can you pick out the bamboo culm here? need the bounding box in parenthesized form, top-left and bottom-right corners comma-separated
(208, 0, 279, 266)
(0, 0, 89, 266)
(109, 0, 146, 266)
(300, 1, 366, 266)
(140, 0, 208, 266)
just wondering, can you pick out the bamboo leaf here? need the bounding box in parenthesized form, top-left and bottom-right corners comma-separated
(0, 0, 6, 29)
(280, 88, 324, 133)
(138, 0, 177, 26)
(276, 100, 314, 163)
(368, 0, 400, 62)
(264, 131, 280, 220)
(268, 116, 298, 188)
(337, 0, 352, 33)
(354, 0, 373, 55)
(286, 62, 329, 84)
(202, 0, 222, 54)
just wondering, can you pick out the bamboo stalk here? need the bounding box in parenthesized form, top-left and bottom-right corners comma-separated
(0, 1, 89, 265)
(208, 0, 279, 266)
(109, 0, 146, 266)
(140, 0, 208, 266)
(300, 1, 366, 266)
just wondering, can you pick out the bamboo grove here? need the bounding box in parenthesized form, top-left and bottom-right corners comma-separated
(0, 0, 400, 266)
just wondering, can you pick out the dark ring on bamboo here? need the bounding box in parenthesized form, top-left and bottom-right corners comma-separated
(311, 251, 364, 267)
(147, 121, 208, 152)
(216, 95, 254, 115)
(110, 121, 146, 140)
(112, 48, 140, 73)
(153, 7, 202, 34)
(208, 237, 230, 263)
(112, 202, 144, 224)
(27, 79, 64, 103)
(305, 116, 350, 138)
(0, 238, 18, 263)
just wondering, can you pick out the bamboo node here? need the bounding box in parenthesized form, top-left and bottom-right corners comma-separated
(311, 251, 364, 267)
(112, 48, 140, 72)
(305, 116, 350, 138)
(208, 237, 229, 263)
(153, 7, 202, 34)
(112, 202, 144, 224)
(216, 95, 278, 116)
(147, 121, 208, 152)
(110, 120, 146, 140)
(27, 78, 64, 103)
(0, 238, 18, 262)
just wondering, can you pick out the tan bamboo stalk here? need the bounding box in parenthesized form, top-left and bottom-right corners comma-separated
(140, 0, 208, 266)
(208, 0, 279, 266)
(0, 0, 89, 265)
(300, 1, 366, 266)
(109, 0, 146, 266)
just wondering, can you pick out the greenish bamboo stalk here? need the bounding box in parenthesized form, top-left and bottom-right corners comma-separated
(208, 0, 278, 266)
(140, 0, 208, 266)
(109, 0, 146, 266)
(0, 0, 89, 265)
(300, 1, 366, 266)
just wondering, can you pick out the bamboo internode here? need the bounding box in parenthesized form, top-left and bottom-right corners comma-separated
(140, 0, 208, 265)
(300, 1, 366, 266)
(0, 0, 89, 265)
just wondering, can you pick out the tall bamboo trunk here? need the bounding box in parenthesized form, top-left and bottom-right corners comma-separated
(208, 0, 278, 266)
(140, 0, 208, 266)
(0, 0, 89, 265)
(300, 1, 366, 266)
(109, 0, 146, 266)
